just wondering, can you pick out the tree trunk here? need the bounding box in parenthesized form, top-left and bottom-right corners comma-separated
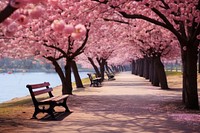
(0, 4, 17, 23)
(105, 62, 114, 74)
(140, 59, 143, 77)
(143, 57, 149, 79)
(152, 57, 159, 86)
(88, 57, 101, 77)
(121, 65, 124, 71)
(71, 60, 84, 88)
(181, 45, 199, 109)
(118, 65, 122, 72)
(131, 60, 136, 74)
(155, 56, 169, 89)
(47, 57, 68, 95)
(135, 59, 139, 75)
(105, 62, 109, 72)
(123, 65, 127, 71)
(175, 60, 178, 72)
(63, 60, 73, 94)
(112, 65, 118, 73)
(108, 65, 114, 74)
(98, 58, 106, 80)
(198, 50, 200, 73)
(170, 62, 173, 71)
(123, 65, 126, 71)
(149, 57, 154, 83)
(139, 59, 144, 77)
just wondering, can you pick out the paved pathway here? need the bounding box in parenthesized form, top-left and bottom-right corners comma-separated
(6, 72, 200, 133)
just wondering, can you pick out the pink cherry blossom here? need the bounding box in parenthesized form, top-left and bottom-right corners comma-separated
(7, 22, 18, 33)
(48, 0, 59, 6)
(29, 6, 44, 19)
(75, 24, 87, 35)
(2, 18, 12, 26)
(71, 32, 82, 40)
(16, 14, 28, 25)
(64, 24, 75, 35)
(51, 19, 66, 32)
(4, 30, 15, 37)
(10, 11, 21, 20)
(71, 24, 86, 39)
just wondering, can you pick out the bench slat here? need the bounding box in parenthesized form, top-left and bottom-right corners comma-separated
(27, 82, 50, 89)
(52, 95, 69, 101)
(40, 96, 57, 103)
(33, 88, 53, 96)
(40, 95, 69, 102)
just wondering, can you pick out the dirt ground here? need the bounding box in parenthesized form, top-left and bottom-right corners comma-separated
(0, 72, 200, 133)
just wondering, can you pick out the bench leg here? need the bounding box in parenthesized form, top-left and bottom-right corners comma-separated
(32, 104, 57, 119)
(62, 98, 70, 112)
(95, 81, 99, 87)
(32, 107, 40, 119)
(48, 104, 56, 119)
(32, 112, 38, 119)
(96, 83, 99, 87)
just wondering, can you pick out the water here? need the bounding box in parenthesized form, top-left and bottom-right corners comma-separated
(0, 72, 89, 103)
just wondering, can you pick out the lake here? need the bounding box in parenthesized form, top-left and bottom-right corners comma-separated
(0, 72, 89, 103)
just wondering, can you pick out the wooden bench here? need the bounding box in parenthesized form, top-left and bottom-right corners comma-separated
(26, 82, 70, 119)
(105, 71, 115, 80)
(87, 73, 101, 87)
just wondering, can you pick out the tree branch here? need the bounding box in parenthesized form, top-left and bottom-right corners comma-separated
(119, 10, 185, 43)
(92, 0, 108, 4)
(150, 8, 184, 41)
(190, 24, 200, 46)
(71, 28, 90, 59)
(0, 4, 17, 23)
(103, 18, 129, 24)
(43, 43, 68, 57)
(160, 0, 170, 9)
(119, 11, 167, 28)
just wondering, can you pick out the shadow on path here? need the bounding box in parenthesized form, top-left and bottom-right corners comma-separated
(40, 111, 72, 121)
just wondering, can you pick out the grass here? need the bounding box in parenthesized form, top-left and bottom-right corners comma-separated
(72, 77, 90, 86)
(166, 71, 200, 89)
(0, 98, 32, 108)
(165, 71, 182, 76)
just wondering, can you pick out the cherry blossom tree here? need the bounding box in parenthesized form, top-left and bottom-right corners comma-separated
(129, 22, 180, 89)
(107, 45, 134, 72)
(81, 20, 130, 80)
(92, 0, 200, 109)
(0, 1, 90, 94)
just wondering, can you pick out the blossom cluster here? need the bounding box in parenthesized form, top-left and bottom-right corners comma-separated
(51, 20, 86, 39)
